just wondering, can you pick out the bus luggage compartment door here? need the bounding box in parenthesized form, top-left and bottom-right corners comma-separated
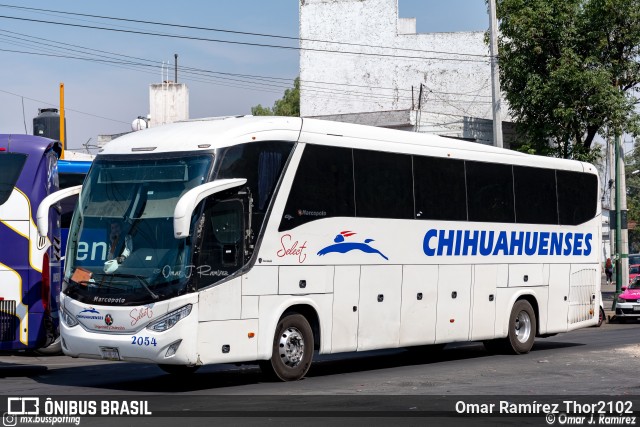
(436, 265, 472, 343)
(357, 265, 401, 351)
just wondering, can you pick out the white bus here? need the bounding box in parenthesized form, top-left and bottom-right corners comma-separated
(38, 116, 601, 381)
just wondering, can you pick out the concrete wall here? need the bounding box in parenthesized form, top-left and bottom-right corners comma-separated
(299, 0, 513, 145)
(149, 83, 189, 127)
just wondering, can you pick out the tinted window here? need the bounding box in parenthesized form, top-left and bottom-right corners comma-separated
(59, 173, 86, 228)
(466, 161, 515, 223)
(353, 149, 413, 219)
(195, 198, 244, 289)
(0, 153, 27, 206)
(59, 172, 86, 189)
(60, 196, 78, 228)
(629, 254, 640, 265)
(514, 166, 558, 224)
(557, 170, 598, 225)
(279, 144, 354, 231)
(414, 156, 467, 221)
(216, 141, 294, 214)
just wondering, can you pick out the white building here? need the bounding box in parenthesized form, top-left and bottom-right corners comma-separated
(99, 81, 189, 148)
(149, 82, 189, 128)
(299, 0, 515, 145)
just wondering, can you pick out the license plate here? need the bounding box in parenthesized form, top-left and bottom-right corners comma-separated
(100, 347, 120, 361)
(633, 306, 640, 312)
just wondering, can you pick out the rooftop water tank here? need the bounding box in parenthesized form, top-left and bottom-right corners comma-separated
(33, 108, 67, 142)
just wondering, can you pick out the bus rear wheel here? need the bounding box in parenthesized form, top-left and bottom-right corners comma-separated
(157, 364, 200, 375)
(260, 313, 313, 381)
(484, 300, 537, 355)
(506, 300, 536, 354)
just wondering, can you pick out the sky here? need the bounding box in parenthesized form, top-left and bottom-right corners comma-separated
(0, 0, 490, 151)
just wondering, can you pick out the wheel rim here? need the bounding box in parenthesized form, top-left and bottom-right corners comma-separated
(514, 310, 532, 343)
(278, 326, 305, 368)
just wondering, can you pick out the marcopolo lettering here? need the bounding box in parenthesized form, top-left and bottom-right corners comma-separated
(423, 229, 593, 257)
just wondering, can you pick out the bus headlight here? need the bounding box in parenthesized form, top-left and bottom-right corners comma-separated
(147, 304, 192, 332)
(62, 308, 79, 327)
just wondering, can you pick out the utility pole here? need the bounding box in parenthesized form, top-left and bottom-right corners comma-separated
(614, 134, 630, 300)
(488, 0, 503, 148)
(59, 82, 65, 159)
(609, 134, 616, 261)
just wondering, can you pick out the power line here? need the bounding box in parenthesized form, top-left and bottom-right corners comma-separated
(0, 14, 490, 63)
(2, 45, 493, 106)
(0, 28, 494, 102)
(0, 87, 130, 124)
(0, 3, 491, 59)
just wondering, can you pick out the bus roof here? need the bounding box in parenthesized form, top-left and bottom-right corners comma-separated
(97, 116, 595, 174)
(100, 116, 302, 156)
(0, 134, 60, 158)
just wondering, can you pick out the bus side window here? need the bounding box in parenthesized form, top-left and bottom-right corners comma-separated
(196, 198, 244, 288)
(513, 165, 558, 225)
(279, 144, 355, 231)
(353, 149, 413, 219)
(413, 156, 466, 221)
(557, 170, 598, 225)
(466, 161, 515, 223)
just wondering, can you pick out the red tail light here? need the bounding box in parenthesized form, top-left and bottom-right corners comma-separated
(42, 252, 50, 313)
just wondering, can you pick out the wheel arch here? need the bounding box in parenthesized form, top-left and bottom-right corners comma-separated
(257, 297, 325, 360)
(498, 289, 541, 338)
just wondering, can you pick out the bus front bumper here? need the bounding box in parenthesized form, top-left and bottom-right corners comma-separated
(60, 304, 199, 366)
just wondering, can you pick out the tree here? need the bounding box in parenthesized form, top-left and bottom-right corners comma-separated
(626, 141, 640, 251)
(495, 0, 640, 161)
(251, 77, 300, 117)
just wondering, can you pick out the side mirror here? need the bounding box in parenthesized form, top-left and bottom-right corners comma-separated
(173, 178, 247, 239)
(36, 185, 83, 237)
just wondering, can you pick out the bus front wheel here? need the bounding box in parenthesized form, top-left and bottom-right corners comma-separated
(260, 313, 313, 381)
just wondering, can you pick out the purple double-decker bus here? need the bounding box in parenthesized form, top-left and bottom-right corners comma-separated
(0, 134, 62, 352)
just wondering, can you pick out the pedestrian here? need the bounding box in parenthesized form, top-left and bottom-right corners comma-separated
(605, 257, 613, 284)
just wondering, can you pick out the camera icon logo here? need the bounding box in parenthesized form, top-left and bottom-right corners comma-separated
(2, 412, 17, 427)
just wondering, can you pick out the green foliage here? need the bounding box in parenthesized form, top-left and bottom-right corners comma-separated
(626, 141, 640, 250)
(251, 104, 273, 116)
(496, 0, 640, 160)
(251, 77, 300, 117)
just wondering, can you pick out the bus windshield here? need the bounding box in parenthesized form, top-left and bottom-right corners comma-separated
(64, 155, 212, 306)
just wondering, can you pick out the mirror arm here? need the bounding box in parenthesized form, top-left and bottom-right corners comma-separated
(37, 185, 83, 237)
(173, 178, 247, 239)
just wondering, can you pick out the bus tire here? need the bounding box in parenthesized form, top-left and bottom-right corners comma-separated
(261, 313, 313, 381)
(157, 364, 200, 375)
(35, 337, 62, 356)
(506, 300, 537, 354)
(597, 307, 605, 327)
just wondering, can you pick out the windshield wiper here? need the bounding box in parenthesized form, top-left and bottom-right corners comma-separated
(104, 272, 159, 300)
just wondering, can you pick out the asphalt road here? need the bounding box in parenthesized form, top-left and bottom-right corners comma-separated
(1, 320, 638, 396)
(1, 320, 638, 426)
